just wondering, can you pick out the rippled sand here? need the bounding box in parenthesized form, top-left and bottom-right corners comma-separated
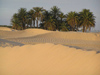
(0, 27, 100, 75)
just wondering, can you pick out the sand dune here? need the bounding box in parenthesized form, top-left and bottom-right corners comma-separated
(0, 28, 100, 51)
(0, 27, 100, 51)
(1, 29, 99, 51)
(0, 39, 24, 47)
(0, 27, 100, 40)
(0, 27, 13, 31)
(0, 28, 51, 39)
(0, 27, 100, 75)
(0, 43, 100, 75)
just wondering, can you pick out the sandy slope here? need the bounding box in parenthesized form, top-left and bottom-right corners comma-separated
(1, 30, 99, 51)
(0, 43, 100, 75)
(0, 27, 100, 40)
(0, 27, 12, 31)
(0, 28, 100, 51)
(0, 39, 24, 47)
(0, 27, 100, 75)
(0, 28, 52, 39)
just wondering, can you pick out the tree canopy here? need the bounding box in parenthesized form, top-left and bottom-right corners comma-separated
(11, 6, 95, 32)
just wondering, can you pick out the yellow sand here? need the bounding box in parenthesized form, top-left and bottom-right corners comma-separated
(0, 27, 12, 31)
(0, 43, 100, 75)
(0, 27, 100, 75)
(0, 28, 51, 38)
(0, 27, 100, 50)
(0, 27, 100, 41)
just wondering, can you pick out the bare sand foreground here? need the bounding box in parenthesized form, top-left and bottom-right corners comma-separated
(0, 27, 100, 75)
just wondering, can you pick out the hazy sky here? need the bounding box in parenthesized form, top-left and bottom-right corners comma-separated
(0, 0, 100, 30)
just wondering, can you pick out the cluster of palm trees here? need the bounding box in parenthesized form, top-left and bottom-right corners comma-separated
(11, 6, 95, 32)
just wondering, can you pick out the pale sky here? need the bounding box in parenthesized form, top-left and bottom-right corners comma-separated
(0, 0, 100, 30)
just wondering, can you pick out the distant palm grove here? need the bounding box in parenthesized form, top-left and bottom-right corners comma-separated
(11, 6, 95, 32)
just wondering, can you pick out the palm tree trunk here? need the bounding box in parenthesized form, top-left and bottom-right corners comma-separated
(22, 25, 24, 30)
(89, 26, 91, 31)
(76, 25, 78, 31)
(72, 27, 73, 31)
(27, 20, 28, 28)
(83, 25, 85, 32)
(37, 20, 38, 28)
(30, 20, 32, 27)
(22, 22, 25, 30)
(33, 19, 35, 27)
(72, 27, 74, 31)
(85, 25, 88, 32)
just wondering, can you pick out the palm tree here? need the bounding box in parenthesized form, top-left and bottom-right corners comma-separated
(43, 11, 52, 21)
(26, 12, 32, 28)
(11, 13, 22, 30)
(40, 11, 52, 29)
(59, 12, 65, 23)
(79, 9, 95, 32)
(75, 13, 80, 31)
(50, 6, 61, 19)
(18, 8, 27, 29)
(44, 17, 56, 31)
(50, 6, 61, 30)
(58, 12, 66, 30)
(66, 11, 78, 31)
(28, 9, 35, 27)
(60, 22, 68, 31)
(33, 7, 45, 28)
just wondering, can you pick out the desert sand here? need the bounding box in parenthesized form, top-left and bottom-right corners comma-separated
(0, 27, 100, 75)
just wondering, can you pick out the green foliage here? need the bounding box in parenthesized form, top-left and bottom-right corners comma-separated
(50, 6, 61, 30)
(11, 6, 95, 32)
(79, 9, 95, 32)
(60, 22, 68, 31)
(11, 8, 27, 30)
(44, 17, 56, 31)
(33, 7, 45, 27)
(66, 11, 79, 31)
(50, 6, 61, 19)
